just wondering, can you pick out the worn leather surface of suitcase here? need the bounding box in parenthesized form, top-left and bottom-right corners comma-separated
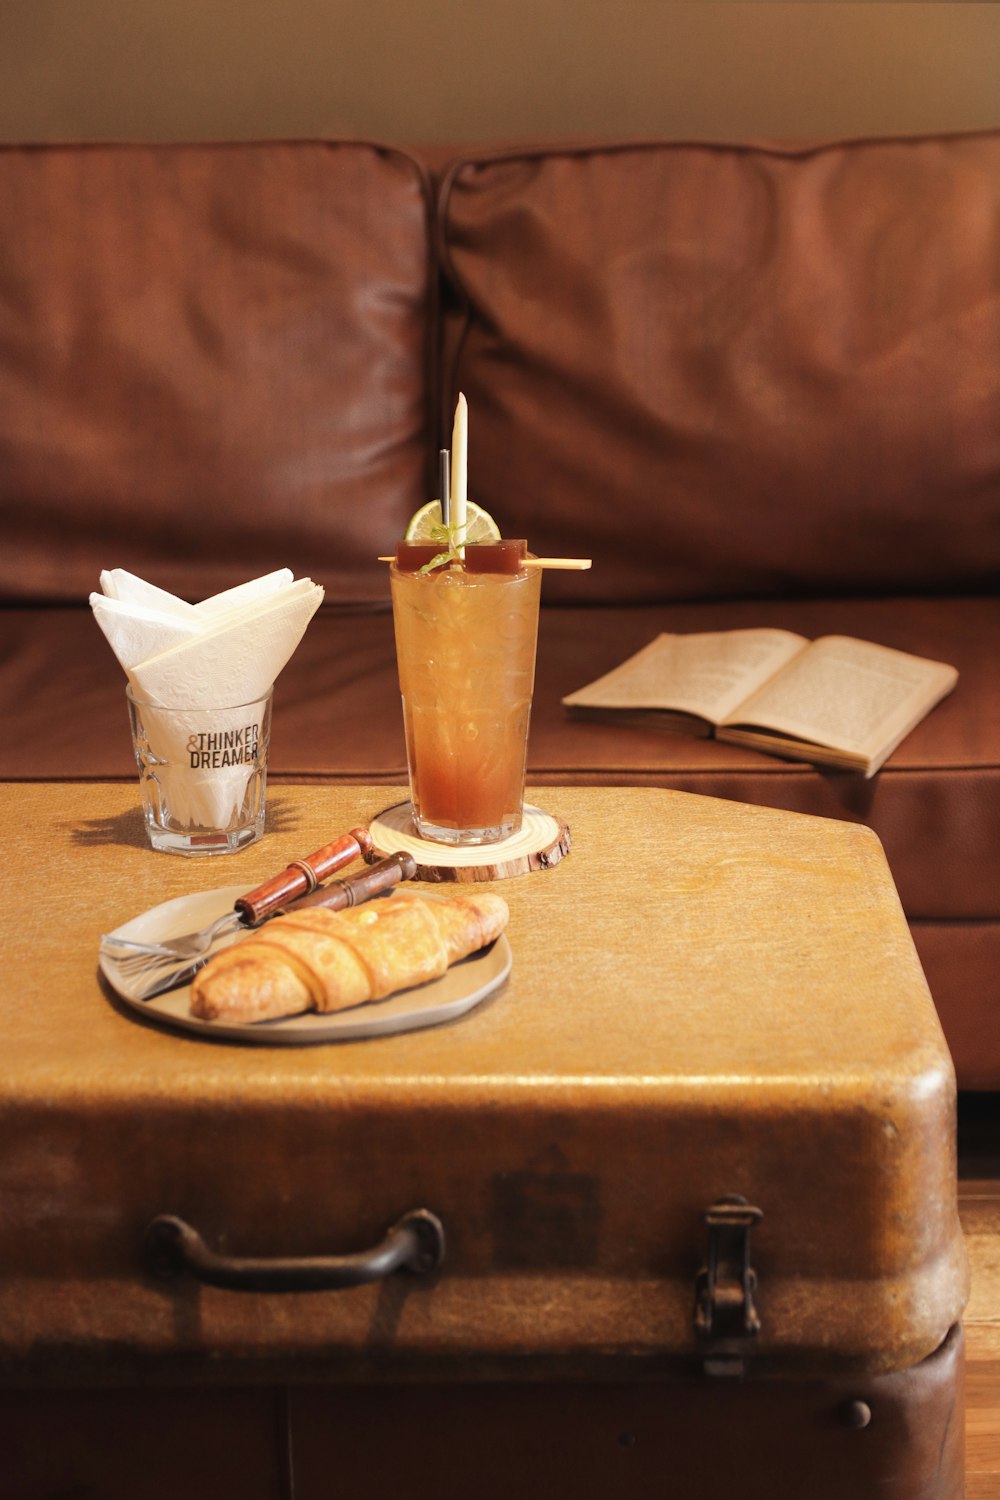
(0, 784, 970, 1497)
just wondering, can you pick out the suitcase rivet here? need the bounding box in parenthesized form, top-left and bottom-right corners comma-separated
(841, 1399, 872, 1430)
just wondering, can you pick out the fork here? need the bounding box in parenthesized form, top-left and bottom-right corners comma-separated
(103, 851, 418, 1000)
(100, 826, 373, 965)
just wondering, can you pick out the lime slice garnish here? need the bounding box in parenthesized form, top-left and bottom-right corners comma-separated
(404, 500, 501, 543)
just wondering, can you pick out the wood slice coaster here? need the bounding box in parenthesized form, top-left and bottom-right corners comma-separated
(367, 802, 571, 882)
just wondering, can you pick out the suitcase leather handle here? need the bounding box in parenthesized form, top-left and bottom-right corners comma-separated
(142, 1209, 444, 1292)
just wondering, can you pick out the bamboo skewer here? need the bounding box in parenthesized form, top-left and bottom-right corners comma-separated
(378, 556, 592, 570)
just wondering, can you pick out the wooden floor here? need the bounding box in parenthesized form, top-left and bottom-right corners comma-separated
(958, 1096, 1000, 1499)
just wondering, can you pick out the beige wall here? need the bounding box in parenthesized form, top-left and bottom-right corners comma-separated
(0, 2, 998, 145)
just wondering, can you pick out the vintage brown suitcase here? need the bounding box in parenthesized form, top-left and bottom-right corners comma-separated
(0, 783, 970, 1498)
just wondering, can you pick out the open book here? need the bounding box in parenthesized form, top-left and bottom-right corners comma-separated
(562, 630, 958, 777)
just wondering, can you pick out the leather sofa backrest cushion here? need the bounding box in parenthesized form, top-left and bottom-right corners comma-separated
(440, 133, 1000, 603)
(0, 141, 433, 604)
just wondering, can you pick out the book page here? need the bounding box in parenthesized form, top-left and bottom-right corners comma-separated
(562, 629, 808, 725)
(721, 635, 958, 757)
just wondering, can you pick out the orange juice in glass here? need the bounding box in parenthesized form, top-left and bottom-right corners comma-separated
(390, 545, 541, 846)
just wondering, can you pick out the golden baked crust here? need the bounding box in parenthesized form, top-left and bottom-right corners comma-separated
(190, 889, 509, 1024)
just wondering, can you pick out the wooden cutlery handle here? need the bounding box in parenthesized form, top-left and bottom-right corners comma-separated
(234, 827, 373, 924)
(287, 852, 417, 913)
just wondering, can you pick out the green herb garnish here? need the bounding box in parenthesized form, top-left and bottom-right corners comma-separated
(418, 521, 471, 574)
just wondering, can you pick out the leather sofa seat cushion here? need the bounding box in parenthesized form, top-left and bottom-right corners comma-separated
(440, 134, 1000, 604)
(0, 142, 434, 606)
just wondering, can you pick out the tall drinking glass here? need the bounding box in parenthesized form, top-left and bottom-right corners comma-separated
(390, 559, 541, 846)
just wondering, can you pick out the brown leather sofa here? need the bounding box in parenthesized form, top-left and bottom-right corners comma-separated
(1, 132, 997, 1088)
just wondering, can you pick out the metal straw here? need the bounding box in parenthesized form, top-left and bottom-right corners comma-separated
(439, 448, 451, 528)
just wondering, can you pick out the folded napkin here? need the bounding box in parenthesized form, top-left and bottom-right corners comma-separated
(92, 569, 324, 829)
(99, 567, 298, 624)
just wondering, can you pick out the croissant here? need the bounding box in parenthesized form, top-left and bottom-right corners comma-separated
(190, 889, 509, 1025)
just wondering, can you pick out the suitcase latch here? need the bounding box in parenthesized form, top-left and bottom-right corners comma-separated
(694, 1195, 763, 1374)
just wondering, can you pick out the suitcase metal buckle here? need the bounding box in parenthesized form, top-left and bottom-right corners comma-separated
(694, 1194, 763, 1374)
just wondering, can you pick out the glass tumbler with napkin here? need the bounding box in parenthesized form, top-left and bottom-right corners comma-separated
(91, 568, 324, 855)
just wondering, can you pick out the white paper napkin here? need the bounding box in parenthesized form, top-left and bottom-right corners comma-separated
(90, 595, 203, 671)
(92, 569, 324, 829)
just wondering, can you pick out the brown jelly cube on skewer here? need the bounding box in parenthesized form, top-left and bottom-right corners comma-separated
(463, 540, 528, 574)
(394, 542, 450, 572)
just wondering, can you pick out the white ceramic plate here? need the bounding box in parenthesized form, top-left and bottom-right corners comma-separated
(100, 885, 511, 1045)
